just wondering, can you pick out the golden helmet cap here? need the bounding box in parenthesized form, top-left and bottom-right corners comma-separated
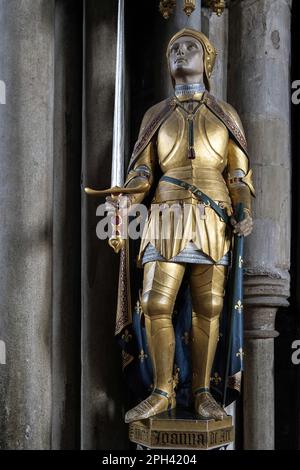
(166, 28, 217, 92)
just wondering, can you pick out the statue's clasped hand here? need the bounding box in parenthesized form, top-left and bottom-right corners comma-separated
(230, 209, 253, 237)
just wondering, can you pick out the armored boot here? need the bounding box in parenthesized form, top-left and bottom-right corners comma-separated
(125, 315, 176, 423)
(190, 265, 228, 421)
(191, 313, 227, 420)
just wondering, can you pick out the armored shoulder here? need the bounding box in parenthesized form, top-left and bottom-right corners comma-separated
(204, 93, 248, 156)
(129, 98, 175, 171)
(138, 98, 171, 138)
(217, 100, 246, 143)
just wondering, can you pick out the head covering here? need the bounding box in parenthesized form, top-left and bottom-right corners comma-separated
(166, 28, 217, 92)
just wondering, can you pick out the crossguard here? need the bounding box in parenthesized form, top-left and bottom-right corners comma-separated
(84, 181, 149, 197)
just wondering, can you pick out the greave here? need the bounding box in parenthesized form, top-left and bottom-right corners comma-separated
(191, 313, 219, 393)
(145, 314, 176, 402)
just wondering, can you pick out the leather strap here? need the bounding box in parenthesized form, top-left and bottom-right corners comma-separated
(161, 175, 229, 224)
(153, 388, 170, 399)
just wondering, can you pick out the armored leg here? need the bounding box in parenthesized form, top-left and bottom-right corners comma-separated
(189, 264, 228, 420)
(125, 261, 185, 423)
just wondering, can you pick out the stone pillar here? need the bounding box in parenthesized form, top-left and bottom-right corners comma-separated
(228, 0, 291, 450)
(52, 0, 83, 450)
(292, 1, 300, 451)
(201, 6, 228, 100)
(0, 0, 55, 449)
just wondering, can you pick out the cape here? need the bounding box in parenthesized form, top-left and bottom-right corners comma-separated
(115, 93, 246, 409)
(128, 91, 248, 173)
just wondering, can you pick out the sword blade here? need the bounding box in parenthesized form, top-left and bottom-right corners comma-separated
(111, 0, 125, 188)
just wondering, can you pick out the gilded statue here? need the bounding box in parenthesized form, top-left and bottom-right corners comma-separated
(105, 28, 255, 424)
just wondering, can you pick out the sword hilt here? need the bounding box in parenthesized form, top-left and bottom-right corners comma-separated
(84, 182, 149, 254)
(107, 193, 126, 254)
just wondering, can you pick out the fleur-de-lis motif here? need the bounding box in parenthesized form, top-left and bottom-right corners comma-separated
(234, 300, 243, 314)
(136, 300, 143, 315)
(181, 332, 190, 345)
(173, 367, 180, 388)
(236, 348, 244, 360)
(122, 329, 132, 343)
(210, 372, 222, 385)
(139, 349, 148, 362)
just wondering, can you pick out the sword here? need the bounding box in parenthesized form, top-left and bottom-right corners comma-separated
(84, 0, 147, 252)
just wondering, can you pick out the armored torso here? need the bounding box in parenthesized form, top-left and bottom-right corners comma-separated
(125, 93, 253, 263)
(154, 103, 231, 206)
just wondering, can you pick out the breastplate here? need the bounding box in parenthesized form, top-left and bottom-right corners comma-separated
(154, 105, 231, 204)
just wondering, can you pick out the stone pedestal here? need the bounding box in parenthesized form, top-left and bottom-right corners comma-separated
(129, 409, 234, 450)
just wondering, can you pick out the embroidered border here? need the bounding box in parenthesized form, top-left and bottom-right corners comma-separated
(128, 93, 248, 172)
(115, 239, 132, 336)
(205, 93, 248, 156)
(128, 98, 176, 171)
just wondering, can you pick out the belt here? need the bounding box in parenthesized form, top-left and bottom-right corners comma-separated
(160, 175, 229, 224)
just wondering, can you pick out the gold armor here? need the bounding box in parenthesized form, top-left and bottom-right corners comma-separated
(126, 93, 254, 263)
(123, 29, 254, 423)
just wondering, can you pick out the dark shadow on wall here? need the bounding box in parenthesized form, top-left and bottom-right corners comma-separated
(52, 0, 83, 450)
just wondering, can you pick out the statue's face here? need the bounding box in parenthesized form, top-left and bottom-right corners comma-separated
(169, 35, 204, 82)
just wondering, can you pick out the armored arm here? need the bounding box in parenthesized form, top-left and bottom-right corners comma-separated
(226, 139, 255, 216)
(123, 105, 159, 206)
(124, 140, 155, 206)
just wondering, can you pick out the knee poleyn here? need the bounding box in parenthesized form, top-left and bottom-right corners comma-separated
(141, 291, 174, 318)
(193, 293, 224, 319)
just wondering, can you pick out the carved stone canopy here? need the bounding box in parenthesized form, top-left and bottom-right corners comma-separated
(159, 0, 226, 19)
